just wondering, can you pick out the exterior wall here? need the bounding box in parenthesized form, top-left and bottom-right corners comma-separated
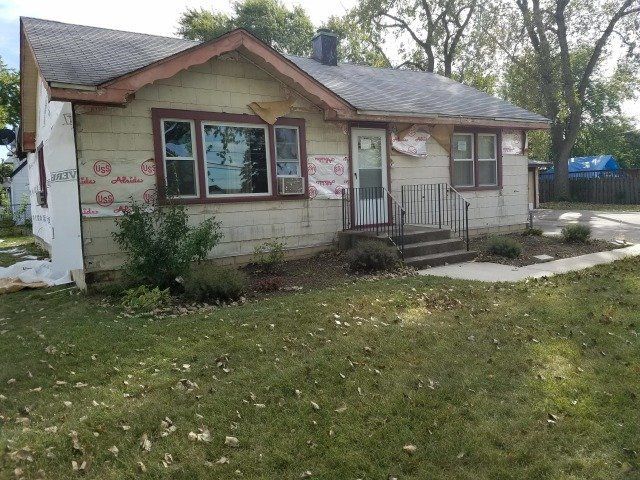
(26, 79, 83, 272)
(75, 54, 348, 273)
(390, 137, 529, 231)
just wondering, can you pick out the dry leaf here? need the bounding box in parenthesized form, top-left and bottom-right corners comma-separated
(188, 428, 211, 442)
(334, 404, 347, 413)
(70, 431, 83, 453)
(225, 436, 239, 447)
(108, 446, 119, 457)
(216, 456, 229, 464)
(137, 461, 147, 473)
(140, 433, 152, 452)
(301, 470, 313, 478)
(310, 401, 320, 411)
(403, 444, 417, 454)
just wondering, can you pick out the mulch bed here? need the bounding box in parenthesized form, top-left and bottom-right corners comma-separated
(471, 233, 626, 267)
(242, 249, 414, 299)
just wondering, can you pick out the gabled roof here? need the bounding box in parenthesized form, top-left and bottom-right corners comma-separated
(22, 17, 199, 86)
(20, 17, 549, 150)
(287, 56, 548, 124)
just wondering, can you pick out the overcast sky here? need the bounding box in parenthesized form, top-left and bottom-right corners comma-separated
(0, 0, 637, 122)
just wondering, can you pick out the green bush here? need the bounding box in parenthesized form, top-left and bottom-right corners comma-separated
(112, 197, 222, 289)
(346, 240, 399, 273)
(561, 224, 591, 243)
(486, 236, 522, 259)
(252, 240, 286, 273)
(183, 266, 248, 302)
(122, 285, 171, 313)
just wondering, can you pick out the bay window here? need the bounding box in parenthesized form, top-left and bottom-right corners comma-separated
(451, 130, 502, 189)
(153, 109, 307, 203)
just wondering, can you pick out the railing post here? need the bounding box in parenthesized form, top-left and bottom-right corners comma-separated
(465, 201, 470, 251)
(437, 183, 442, 229)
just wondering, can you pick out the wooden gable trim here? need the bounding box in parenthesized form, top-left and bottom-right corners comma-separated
(47, 29, 355, 116)
(19, 20, 39, 152)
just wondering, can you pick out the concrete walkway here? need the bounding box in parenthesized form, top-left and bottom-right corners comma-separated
(418, 244, 640, 282)
(534, 209, 640, 243)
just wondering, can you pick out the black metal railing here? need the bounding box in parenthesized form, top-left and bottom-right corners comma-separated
(341, 186, 406, 258)
(401, 183, 470, 250)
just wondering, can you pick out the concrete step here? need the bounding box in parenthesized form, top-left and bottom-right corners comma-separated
(403, 237, 465, 257)
(394, 228, 451, 244)
(404, 249, 477, 268)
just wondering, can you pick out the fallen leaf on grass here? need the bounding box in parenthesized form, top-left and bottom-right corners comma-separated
(71, 460, 88, 473)
(334, 404, 347, 413)
(301, 470, 313, 478)
(137, 461, 147, 473)
(310, 401, 320, 411)
(108, 446, 119, 457)
(70, 431, 83, 453)
(403, 444, 417, 454)
(225, 436, 239, 447)
(140, 433, 152, 452)
(162, 453, 173, 467)
(188, 428, 211, 443)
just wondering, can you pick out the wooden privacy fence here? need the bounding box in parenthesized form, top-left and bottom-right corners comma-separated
(539, 169, 640, 204)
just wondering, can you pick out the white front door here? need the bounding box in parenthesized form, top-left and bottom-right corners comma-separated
(351, 128, 389, 226)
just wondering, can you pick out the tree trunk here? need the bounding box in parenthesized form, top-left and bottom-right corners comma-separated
(550, 124, 572, 200)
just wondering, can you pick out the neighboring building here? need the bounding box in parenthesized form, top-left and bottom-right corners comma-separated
(19, 18, 549, 285)
(1, 154, 31, 225)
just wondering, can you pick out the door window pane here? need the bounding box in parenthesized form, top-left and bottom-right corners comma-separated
(359, 169, 383, 199)
(162, 120, 197, 196)
(478, 134, 496, 160)
(275, 126, 300, 177)
(358, 136, 382, 168)
(453, 134, 473, 160)
(203, 124, 269, 195)
(453, 160, 474, 187)
(479, 160, 497, 185)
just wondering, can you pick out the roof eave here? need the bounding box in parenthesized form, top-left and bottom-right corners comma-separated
(348, 109, 550, 130)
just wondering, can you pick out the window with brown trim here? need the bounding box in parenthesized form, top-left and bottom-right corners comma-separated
(451, 130, 502, 190)
(152, 109, 308, 204)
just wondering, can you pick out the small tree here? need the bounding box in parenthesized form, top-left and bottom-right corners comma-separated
(112, 199, 222, 289)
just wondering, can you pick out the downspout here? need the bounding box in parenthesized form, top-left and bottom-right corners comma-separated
(71, 103, 88, 282)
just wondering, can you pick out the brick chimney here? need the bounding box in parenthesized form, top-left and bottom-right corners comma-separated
(312, 29, 338, 66)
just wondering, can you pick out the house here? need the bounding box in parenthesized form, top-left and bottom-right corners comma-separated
(18, 18, 549, 285)
(1, 154, 31, 225)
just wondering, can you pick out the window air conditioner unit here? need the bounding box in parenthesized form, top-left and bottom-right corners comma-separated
(277, 177, 305, 195)
(36, 191, 47, 206)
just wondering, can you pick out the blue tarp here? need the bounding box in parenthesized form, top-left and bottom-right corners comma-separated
(542, 155, 620, 177)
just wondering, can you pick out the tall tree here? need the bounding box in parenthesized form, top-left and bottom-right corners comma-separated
(177, 0, 315, 56)
(0, 57, 20, 128)
(351, 0, 497, 79)
(512, 0, 640, 199)
(322, 16, 391, 67)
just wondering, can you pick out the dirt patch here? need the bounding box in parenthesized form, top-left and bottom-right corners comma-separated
(471, 233, 626, 267)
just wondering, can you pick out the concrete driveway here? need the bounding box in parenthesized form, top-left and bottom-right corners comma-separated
(534, 208, 640, 243)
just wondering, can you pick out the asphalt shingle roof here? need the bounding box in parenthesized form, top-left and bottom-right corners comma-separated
(22, 17, 548, 124)
(22, 17, 198, 86)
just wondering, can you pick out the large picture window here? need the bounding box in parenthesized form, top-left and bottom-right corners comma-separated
(451, 130, 502, 189)
(153, 109, 307, 204)
(203, 124, 270, 196)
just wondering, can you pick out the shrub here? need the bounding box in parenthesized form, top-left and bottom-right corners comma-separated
(561, 224, 591, 243)
(522, 227, 543, 236)
(183, 266, 248, 302)
(122, 285, 171, 313)
(112, 197, 222, 289)
(486, 236, 522, 259)
(346, 240, 399, 273)
(252, 240, 286, 273)
(253, 276, 284, 292)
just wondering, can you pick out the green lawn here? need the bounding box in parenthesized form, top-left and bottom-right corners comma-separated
(541, 201, 640, 212)
(0, 234, 47, 268)
(1, 259, 639, 479)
